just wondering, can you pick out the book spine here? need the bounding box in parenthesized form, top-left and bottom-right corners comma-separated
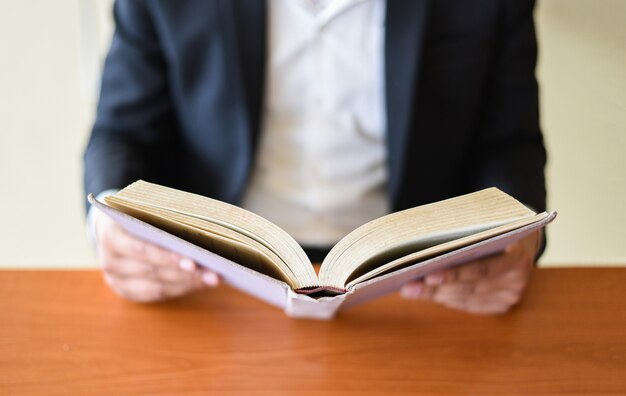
(284, 289, 347, 320)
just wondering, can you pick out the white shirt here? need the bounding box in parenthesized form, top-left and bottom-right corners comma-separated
(90, 0, 389, 248)
(241, 0, 388, 247)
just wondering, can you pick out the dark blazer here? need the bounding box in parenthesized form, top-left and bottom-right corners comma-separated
(84, 0, 546, 215)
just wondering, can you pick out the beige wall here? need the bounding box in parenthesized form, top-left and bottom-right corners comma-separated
(0, 1, 94, 267)
(536, 0, 626, 265)
(0, 1, 624, 268)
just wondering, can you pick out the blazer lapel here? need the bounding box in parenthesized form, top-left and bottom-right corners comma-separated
(225, 0, 267, 149)
(385, 0, 430, 203)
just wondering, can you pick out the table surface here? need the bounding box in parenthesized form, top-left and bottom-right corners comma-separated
(1, 268, 625, 395)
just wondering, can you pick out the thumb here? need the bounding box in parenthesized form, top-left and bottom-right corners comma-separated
(194, 269, 220, 290)
(400, 280, 428, 300)
(179, 258, 220, 290)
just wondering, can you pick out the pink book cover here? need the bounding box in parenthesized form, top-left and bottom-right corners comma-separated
(89, 194, 556, 320)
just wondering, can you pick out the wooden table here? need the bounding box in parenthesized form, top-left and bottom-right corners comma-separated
(1, 268, 625, 395)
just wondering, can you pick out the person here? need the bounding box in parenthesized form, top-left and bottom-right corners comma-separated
(84, 0, 547, 315)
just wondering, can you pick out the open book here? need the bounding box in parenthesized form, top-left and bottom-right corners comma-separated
(89, 181, 556, 319)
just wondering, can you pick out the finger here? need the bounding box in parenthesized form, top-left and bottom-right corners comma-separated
(404, 280, 523, 314)
(102, 253, 219, 289)
(103, 273, 165, 303)
(160, 278, 201, 299)
(178, 258, 197, 272)
(400, 280, 425, 299)
(400, 281, 438, 301)
(464, 301, 511, 315)
(425, 244, 531, 286)
(99, 252, 153, 277)
(423, 256, 494, 285)
(474, 268, 530, 295)
(432, 268, 529, 308)
(101, 225, 181, 269)
(199, 270, 220, 287)
(438, 298, 468, 312)
(432, 268, 528, 301)
(99, 250, 181, 280)
(158, 270, 219, 298)
(434, 290, 520, 315)
(465, 291, 523, 315)
(432, 282, 476, 301)
(155, 266, 198, 284)
(104, 269, 212, 303)
(165, 259, 220, 286)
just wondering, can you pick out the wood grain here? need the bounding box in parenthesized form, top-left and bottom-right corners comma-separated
(1, 268, 625, 395)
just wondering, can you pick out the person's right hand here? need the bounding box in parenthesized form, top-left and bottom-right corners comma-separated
(94, 212, 220, 303)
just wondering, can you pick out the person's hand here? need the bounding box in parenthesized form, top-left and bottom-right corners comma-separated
(94, 212, 220, 303)
(400, 231, 541, 315)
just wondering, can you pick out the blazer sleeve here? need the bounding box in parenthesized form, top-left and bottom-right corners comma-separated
(467, 0, 547, 214)
(83, 0, 177, 203)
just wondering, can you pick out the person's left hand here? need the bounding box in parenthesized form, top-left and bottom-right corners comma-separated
(400, 230, 541, 315)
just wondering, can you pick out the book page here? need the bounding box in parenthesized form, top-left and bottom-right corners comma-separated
(105, 196, 297, 287)
(345, 213, 547, 288)
(90, 195, 294, 310)
(338, 211, 557, 310)
(107, 181, 318, 289)
(319, 188, 537, 289)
